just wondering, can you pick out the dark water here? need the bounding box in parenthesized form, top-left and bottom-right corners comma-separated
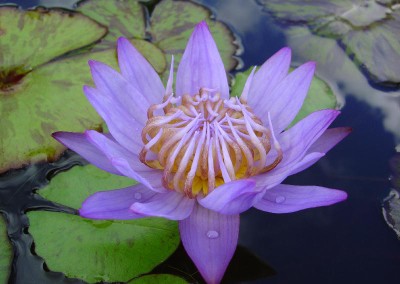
(1, 0, 400, 283)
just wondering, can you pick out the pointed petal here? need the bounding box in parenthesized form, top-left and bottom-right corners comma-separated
(249, 47, 291, 108)
(254, 62, 316, 132)
(79, 184, 157, 220)
(198, 179, 260, 215)
(288, 152, 325, 176)
(255, 110, 339, 188)
(254, 184, 347, 213)
(85, 130, 167, 193)
(83, 85, 143, 155)
(130, 191, 195, 220)
(179, 204, 239, 284)
(88, 60, 149, 125)
(308, 127, 352, 154)
(117, 37, 164, 105)
(176, 21, 229, 98)
(239, 66, 256, 103)
(52, 131, 120, 175)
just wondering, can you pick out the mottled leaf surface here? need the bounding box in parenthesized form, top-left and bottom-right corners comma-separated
(0, 216, 12, 284)
(39, 164, 134, 209)
(0, 6, 106, 71)
(259, 0, 400, 85)
(77, 0, 146, 47)
(230, 68, 337, 126)
(0, 50, 117, 173)
(382, 189, 400, 239)
(127, 274, 187, 284)
(28, 211, 179, 283)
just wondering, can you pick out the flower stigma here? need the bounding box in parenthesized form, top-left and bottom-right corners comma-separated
(140, 88, 283, 198)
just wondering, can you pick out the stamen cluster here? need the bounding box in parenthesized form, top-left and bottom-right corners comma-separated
(140, 89, 282, 198)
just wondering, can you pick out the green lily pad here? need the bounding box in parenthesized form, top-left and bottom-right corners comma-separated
(76, 0, 146, 47)
(259, 0, 400, 85)
(382, 189, 400, 239)
(0, 6, 106, 73)
(230, 68, 336, 126)
(39, 164, 135, 209)
(28, 211, 179, 283)
(0, 49, 117, 174)
(127, 274, 187, 284)
(150, 0, 239, 73)
(0, 216, 12, 284)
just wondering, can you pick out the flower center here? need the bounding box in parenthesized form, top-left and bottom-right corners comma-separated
(140, 88, 282, 198)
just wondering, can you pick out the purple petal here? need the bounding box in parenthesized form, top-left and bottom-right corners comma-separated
(254, 184, 347, 213)
(79, 184, 157, 220)
(117, 37, 164, 105)
(88, 60, 149, 125)
(85, 130, 167, 193)
(83, 85, 143, 155)
(52, 131, 120, 175)
(179, 204, 239, 284)
(130, 191, 195, 220)
(308, 127, 352, 153)
(198, 179, 261, 215)
(249, 47, 291, 110)
(288, 152, 325, 176)
(176, 21, 229, 98)
(254, 62, 316, 132)
(255, 109, 339, 188)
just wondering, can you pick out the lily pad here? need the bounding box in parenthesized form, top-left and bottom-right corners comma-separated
(127, 274, 187, 284)
(0, 6, 106, 72)
(382, 189, 400, 239)
(28, 211, 179, 283)
(76, 0, 146, 47)
(231, 68, 337, 126)
(0, 216, 12, 284)
(39, 164, 135, 209)
(259, 0, 400, 85)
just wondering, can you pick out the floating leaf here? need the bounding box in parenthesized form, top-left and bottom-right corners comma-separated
(382, 189, 400, 239)
(230, 68, 336, 126)
(0, 6, 106, 72)
(76, 0, 146, 47)
(0, 216, 12, 284)
(28, 211, 179, 283)
(150, 0, 239, 73)
(127, 274, 187, 284)
(259, 0, 400, 85)
(39, 164, 134, 209)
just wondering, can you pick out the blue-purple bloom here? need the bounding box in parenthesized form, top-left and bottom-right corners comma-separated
(53, 21, 350, 284)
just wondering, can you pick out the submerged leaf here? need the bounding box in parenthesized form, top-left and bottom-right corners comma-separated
(259, 0, 400, 85)
(0, 216, 12, 284)
(382, 189, 400, 239)
(28, 211, 179, 283)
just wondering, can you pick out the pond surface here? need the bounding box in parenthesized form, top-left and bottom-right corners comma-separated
(1, 0, 400, 283)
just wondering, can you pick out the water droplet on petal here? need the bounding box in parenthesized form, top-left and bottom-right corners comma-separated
(134, 193, 142, 200)
(275, 195, 286, 203)
(206, 230, 219, 239)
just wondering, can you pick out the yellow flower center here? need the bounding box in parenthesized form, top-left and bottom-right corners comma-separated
(140, 89, 282, 198)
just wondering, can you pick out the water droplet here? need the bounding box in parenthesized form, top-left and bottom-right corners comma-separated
(206, 230, 219, 239)
(134, 193, 142, 200)
(275, 196, 285, 203)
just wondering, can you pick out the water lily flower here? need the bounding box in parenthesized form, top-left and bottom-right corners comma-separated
(53, 21, 350, 284)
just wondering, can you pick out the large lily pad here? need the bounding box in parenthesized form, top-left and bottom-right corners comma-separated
(28, 211, 179, 283)
(231, 68, 337, 126)
(0, 216, 12, 284)
(259, 0, 400, 86)
(34, 165, 179, 282)
(76, 0, 146, 47)
(0, 6, 106, 72)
